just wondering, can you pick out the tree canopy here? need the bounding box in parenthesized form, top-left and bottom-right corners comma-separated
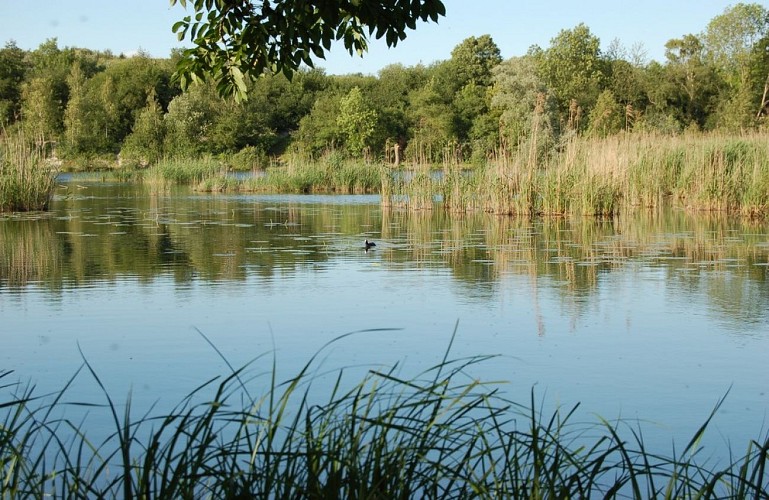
(170, 0, 446, 100)
(3, 3, 769, 166)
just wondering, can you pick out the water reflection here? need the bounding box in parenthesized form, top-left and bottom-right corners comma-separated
(2, 180, 769, 465)
(2, 182, 769, 331)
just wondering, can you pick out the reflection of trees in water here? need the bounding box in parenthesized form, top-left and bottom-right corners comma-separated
(375, 208, 769, 328)
(2, 183, 768, 327)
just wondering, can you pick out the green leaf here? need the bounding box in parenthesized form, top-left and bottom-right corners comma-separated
(171, 0, 447, 99)
(386, 30, 396, 47)
(172, 20, 187, 34)
(311, 44, 325, 58)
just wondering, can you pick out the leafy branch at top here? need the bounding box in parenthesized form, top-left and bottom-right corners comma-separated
(169, 0, 446, 100)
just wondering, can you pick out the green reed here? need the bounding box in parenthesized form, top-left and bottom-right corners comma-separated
(0, 131, 58, 212)
(145, 157, 226, 186)
(1, 327, 767, 499)
(241, 154, 380, 194)
(194, 174, 238, 192)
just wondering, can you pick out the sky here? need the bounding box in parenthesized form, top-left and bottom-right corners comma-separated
(1, 1, 766, 75)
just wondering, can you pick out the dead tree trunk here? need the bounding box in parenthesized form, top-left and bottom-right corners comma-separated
(757, 71, 769, 118)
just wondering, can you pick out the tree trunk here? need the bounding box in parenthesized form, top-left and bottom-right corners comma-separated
(757, 70, 769, 118)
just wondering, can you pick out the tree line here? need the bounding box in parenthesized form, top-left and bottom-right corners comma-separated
(1, 3, 768, 169)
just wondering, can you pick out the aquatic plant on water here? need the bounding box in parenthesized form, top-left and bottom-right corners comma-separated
(1, 327, 767, 498)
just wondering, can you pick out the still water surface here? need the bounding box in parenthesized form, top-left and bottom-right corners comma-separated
(2, 178, 768, 461)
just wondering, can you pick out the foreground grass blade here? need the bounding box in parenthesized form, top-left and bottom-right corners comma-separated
(0, 332, 765, 498)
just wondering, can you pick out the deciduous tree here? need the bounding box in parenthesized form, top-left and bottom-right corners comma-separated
(21, 76, 62, 141)
(536, 23, 605, 130)
(664, 34, 721, 128)
(703, 3, 769, 127)
(337, 86, 378, 157)
(121, 92, 166, 165)
(0, 41, 27, 125)
(491, 55, 556, 156)
(170, 0, 446, 100)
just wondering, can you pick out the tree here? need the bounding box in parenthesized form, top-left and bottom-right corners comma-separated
(337, 86, 378, 157)
(635, 61, 685, 134)
(536, 23, 605, 130)
(587, 90, 623, 137)
(21, 76, 63, 141)
(704, 3, 769, 87)
(0, 41, 27, 125)
(603, 39, 649, 124)
(62, 61, 118, 154)
(445, 36, 502, 161)
(448, 35, 502, 88)
(368, 63, 429, 156)
(663, 34, 721, 128)
(247, 69, 330, 148)
(120, 92, 166, 165)
(753, 34, 769, 117)
(170, 0, 446, 100)
(703, 3, 769, 127)
(163, 82, 221, 157)
(96, 55, 178, 146)
(295, 93, 345, 157)
(491, 55, 556, 156)
(493, 56, 544, 141)
(406, 77, 455, 163)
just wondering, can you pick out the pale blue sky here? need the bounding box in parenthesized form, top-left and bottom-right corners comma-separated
(1, 1, 765, 74)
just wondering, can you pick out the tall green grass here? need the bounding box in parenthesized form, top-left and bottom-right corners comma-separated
(0, 131, 58, 212)
(241, 153, 380, 194)
(144, 157, 226, 189)
(1, 328, 767, 498)
(146, 153, 381, 194)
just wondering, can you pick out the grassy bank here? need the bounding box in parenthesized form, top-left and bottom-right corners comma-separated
(389, 131, 769, 217)
(0, 131, 58, 212)
(2, 330, 767, 498)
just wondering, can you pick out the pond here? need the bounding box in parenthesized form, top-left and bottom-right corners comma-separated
(1, 177, 768, 463)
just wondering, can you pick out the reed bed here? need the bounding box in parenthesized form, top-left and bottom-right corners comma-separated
(381, 166, 438, 210)
(1, 329, 767, 499)
(240, 154, 380, 194)
(0, 131, 58, 212)
(394, 131, 769, 218)
(194, 174, 239, 192)
(145, 157, 227, 188)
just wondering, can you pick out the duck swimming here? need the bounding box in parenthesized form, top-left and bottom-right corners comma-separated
(364, 239, 376, 249)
